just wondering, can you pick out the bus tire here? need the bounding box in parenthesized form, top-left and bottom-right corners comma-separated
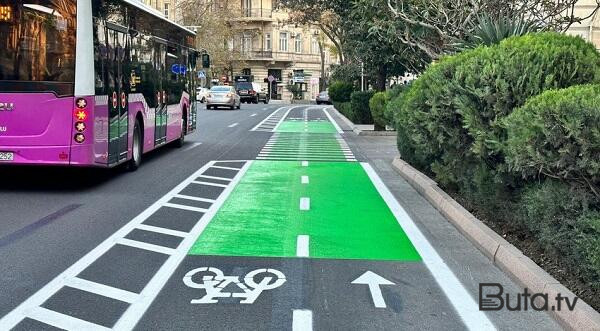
(128, 119, 143, 171)
(175, 113, 186, 148)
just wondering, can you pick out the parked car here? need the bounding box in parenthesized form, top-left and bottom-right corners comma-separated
(206, 86, 241, 110)
(196, 87, 209, 103)
(316, 91, 331, 105)
(257, 84, 270, 104)
(235, 82, 260, 104)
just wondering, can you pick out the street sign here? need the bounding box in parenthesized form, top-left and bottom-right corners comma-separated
(183, 267, 286, 304)
(351, 271, 395, 308)
(198, 70, 206, 79)
(268, 75, 276, 83)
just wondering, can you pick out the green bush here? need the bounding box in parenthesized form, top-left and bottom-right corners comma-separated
(350, 90, 376, 125)
(369, 92, 389, 130)
(334, 101, 353, 122)
(398, 32, 600, 191)
(504, 84, 600, 196)
(384, 84, 411, 129)
(328, 81, 354, 103)
(519, 180, 600, 288)
(575, 211, 600, 289)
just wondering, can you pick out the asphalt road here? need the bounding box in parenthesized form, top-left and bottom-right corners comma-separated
(0, 103, 560, 330)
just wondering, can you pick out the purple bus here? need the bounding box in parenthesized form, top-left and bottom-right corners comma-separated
(0, 0, 199, 169)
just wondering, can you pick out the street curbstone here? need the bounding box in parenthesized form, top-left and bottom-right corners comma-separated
(543, 283, 600, 331)
(391, 156, 600, 330)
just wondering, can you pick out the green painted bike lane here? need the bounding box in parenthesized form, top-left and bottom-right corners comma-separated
(189, 160, 421, 261)
(277, 120, 338, 134)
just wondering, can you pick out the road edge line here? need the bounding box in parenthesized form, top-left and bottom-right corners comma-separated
(272, 106, 295, 132)
(391, 157, 600, 331)
(323, 107, 344, 134)
(250, 106, 286, 131)
(361, 162, 496, 331)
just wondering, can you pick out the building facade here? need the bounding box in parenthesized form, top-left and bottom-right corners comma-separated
(566, 0, 600, 48)
(141, 0, 178, 21)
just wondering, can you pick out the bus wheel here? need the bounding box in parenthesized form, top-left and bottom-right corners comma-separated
(128, 119, 143, 171)
(175, 115, 186, 148)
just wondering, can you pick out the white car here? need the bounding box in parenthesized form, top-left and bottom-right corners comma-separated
(196, 87, 209, 103)
(206, 86, 241, 110)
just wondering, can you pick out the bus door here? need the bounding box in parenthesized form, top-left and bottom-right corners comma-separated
(154, 41, 167, 146)
(106, 25, 130, 164)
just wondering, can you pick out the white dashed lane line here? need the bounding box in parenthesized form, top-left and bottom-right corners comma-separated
(296, 235, 310, 258)
(228, 123, 239, 128)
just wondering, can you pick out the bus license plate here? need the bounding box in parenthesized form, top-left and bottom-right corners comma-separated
(0, 152, 13, 161)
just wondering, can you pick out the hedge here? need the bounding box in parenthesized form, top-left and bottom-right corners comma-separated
(504, 84, 600, 196)
(350, 90, 375, 125)
(398, 32, 600, 191)
(328, 81, 354, 103)
(369, 92, 389, 130)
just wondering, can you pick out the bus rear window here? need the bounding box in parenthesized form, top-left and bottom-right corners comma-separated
(0, 0, 76, 91)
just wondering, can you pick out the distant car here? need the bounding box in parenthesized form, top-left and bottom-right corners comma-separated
(256, 83, 270, 104)
(316, 91, 331, 105)
(235, 82, 260, 104)
(206, 86, 241, 110)
(196, 87, 209, 103)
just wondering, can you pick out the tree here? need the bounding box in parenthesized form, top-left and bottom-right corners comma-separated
(277, 0, 353, 64)
(177, 0, 248, 84)
(383, 0, 600, 60)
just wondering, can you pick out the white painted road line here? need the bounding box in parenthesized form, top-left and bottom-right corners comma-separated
(174, 194, 215, 204)
(302, 161, 309, 167)
(228, 122, 239, 128)
(251, 106, 287, 131)
(300, 197, 310, 211)
(192, 181, 229, 188)
(0, 160, 253, 331)
(197, 174, 233, 182)
(136, 224, 188, 238)
(27, 307, 111, 331)
(211, 165, 243, 171)
(301, 176, 309, 184)
(361, 163, 496, 331)
(272, 106, 296, 132)
(296, 235, 310, 258)
(323, 107, 344, 133)
(182, 142, 202, 152)
(292, 309, 313, 331)
(251, 113, 257, 117)
(117, 238, 176, 255)
(65, 277, 139, 304)
(163, 202, 208, 213)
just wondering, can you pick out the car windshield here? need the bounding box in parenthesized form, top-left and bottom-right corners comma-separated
(236, 82, 252, 90)
(211, 87, 230, 92)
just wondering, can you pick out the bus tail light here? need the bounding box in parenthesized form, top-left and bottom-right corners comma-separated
(75, 122, 86, 132)
(74, 109, 88, 121)
(74, 133, 85, 144)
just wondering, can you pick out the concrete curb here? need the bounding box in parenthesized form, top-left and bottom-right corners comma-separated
(391, 157, 600, 331)
(329, 107, 396, 136)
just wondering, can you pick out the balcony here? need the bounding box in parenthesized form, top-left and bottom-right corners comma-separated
(245, 50, 322, 64)
(230, 8, 275, 22)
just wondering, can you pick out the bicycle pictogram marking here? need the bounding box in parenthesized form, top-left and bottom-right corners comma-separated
(183, 267, 286, 304)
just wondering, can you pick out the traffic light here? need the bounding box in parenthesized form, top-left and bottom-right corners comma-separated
(202, 54, 210, 68)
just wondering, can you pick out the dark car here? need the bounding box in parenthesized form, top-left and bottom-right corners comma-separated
(316, 91, 331, 105)
(235, 82, 259, 104)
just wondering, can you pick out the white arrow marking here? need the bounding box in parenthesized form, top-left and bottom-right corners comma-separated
(351, 271, 395, 308)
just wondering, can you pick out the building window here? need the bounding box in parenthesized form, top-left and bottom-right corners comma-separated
(265, 33, 272, 50)
(163, 2, 169, 18)
(295, 33, 302, 53)
(311, 36, 319, 54)
(279, 32, 288, 52)
(242, 33, 252, 54)
(242, 0, 252, 16)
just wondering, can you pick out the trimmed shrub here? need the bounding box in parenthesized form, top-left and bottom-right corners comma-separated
(328, 81, 354, 103)
(369, 92, 389, 130)
(350, 90, 376, 125)
(384, 84, 411, 129)
(575, 211, 600, 289)
(334, 101, 353, 122)
(519, 180, 600, 288)
(504, 84, 600, 196)
(398, 32, 600, 191)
